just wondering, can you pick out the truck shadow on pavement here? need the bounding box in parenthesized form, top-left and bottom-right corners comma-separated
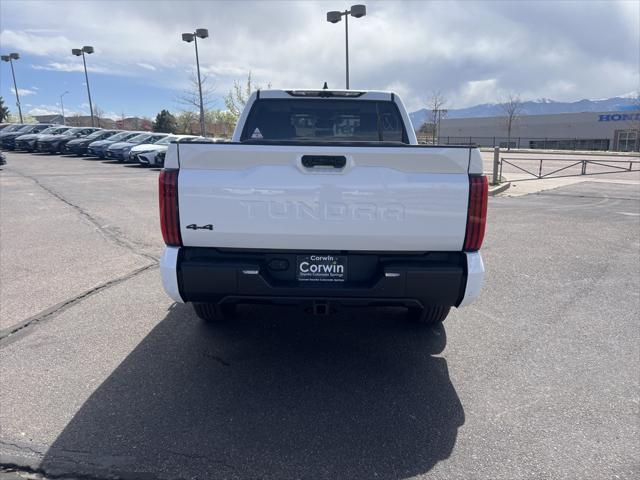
(41, 303, 464, 479)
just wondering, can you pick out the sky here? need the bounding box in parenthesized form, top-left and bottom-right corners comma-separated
(1, 0, 638, 120)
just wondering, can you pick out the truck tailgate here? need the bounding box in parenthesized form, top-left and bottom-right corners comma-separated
(175, 143, 477, 251)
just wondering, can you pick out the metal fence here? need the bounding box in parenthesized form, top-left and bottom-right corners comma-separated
(418, 135, 639, 153)
(496, 156, 640, 183)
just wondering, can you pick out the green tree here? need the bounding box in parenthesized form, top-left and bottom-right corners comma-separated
(205, 109, 236, 138)
(153, 109, 177, 133)
(0, 96, 10, 122)
(224, 71, 271, 124)
(176, 110, 197, 134)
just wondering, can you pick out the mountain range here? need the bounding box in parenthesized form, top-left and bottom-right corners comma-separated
(409, 95, 639, 127)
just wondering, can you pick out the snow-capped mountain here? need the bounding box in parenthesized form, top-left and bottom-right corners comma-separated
(409, 95, 639, 128)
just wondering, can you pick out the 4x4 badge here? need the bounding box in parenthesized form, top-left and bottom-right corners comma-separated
(186, 224, 214, 231)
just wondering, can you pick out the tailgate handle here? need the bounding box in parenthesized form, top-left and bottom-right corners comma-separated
(301, 155, 346, 169)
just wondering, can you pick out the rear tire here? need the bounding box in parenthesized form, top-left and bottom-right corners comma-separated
(407, 306, 450, 325)
(193, 302, 237, 323)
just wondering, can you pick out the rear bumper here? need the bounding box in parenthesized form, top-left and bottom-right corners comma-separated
(161, 247, 485, 308)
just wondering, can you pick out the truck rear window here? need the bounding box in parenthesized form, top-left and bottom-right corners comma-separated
(240, 99, 408, 143)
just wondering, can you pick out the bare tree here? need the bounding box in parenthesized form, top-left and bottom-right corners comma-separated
(427, 91, 447, 144)
(93, 105, 105, 128)
(501, 94, 522, 150)
(176, 71, 217, 112)
(224, 71, 271, 123)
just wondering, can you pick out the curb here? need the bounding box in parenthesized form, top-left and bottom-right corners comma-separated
(489, 181, 511, 196)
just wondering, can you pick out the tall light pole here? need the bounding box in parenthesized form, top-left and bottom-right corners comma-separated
(72, 46, 95, 127)
(1, 53, 23, 122)
(326, 5, 366, 89)
(182, 28, 209, 137)
(60, 91, 69, 125)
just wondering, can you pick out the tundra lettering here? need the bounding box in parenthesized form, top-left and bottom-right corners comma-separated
(240, 200, 405, 221)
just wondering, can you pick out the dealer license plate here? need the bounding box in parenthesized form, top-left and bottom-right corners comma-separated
(297, 255, 347, 282)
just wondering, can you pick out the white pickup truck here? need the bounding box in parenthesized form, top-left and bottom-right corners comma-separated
(159, 89, 487, 325)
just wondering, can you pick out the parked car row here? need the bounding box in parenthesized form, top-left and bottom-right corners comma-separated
(0, 123, 214, 167)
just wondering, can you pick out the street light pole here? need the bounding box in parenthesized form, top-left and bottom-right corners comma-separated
(194, 36, 206, 137)
(72, 46, 95, 127)
(326, 5, 367, 90)
(81, 51, 94, 127)
(344, 13, 349, 89)
(60, 91, 69, 125)
(1, 53, 23, 122)
(182, 29, 209, 137)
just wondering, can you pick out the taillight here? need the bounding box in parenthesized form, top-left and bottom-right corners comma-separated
(159, 169, 182, 246)
(463, 175, 488, 251)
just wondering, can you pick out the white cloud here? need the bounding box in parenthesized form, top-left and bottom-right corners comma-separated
(457, 79, 499, 107)
(28, 105, 61, 116)
(137, 63, 157, 71)
(2, 0, 638, 110)
(11, 87, 38, 96)
(102, 111, 121, 120)
(0, 30, 75, 57)
(27, 103, 111, 118)
(31, 62, 113, 74)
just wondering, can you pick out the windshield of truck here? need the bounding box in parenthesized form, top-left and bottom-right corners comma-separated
(240, 99, 408, 143)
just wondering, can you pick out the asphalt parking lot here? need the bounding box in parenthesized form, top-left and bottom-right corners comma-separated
(1, 152, 639, 479)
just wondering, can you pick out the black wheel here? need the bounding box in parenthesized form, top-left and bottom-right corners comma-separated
(407, 306, 450, 325)
(193, 302, 237, 323)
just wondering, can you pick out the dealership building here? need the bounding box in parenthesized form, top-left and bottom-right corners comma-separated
(437, 110, 639, 152)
